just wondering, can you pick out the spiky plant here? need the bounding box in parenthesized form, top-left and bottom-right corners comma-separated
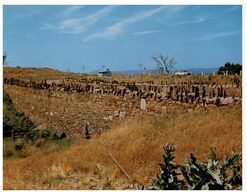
(150, 144, 242, 190)
(180, 149, 242, 190)
(151, 143, 184, 190)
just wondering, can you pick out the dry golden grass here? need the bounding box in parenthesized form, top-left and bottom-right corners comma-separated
(3, 67, 87, 81)
(3, 66, 242, 189)
(4, 66, 241, 85)
(4, 84, 123, 138)
(3, 105, 242, 190)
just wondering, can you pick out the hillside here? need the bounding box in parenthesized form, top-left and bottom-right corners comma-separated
(3, 105, 242, 189)
(3, 66, 88, 81)
(3, 66, 242, 190)
(3, 66, 242, 84)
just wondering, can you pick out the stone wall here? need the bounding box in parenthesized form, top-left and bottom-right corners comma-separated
(4, 77, 242, 107)
(4, 77, 242, 137)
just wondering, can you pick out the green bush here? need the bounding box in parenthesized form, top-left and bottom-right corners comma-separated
(3, 91, 68, 159)
(54, 138, 74, 150)
(3, 139, 27, 159)
(3, 91, 35, 137)
(24, 129, 60, 143)
(217, 63, 242, 75)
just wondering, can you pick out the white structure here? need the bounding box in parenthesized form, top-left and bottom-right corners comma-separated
(175, 71, 191, 76)
(140, 99, 146, 110)
(97, 68, 112, 76)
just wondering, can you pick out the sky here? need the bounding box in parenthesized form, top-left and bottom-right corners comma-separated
(3, 5, 242, 73)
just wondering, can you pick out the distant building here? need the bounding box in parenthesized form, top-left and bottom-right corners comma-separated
(97, 68, 112, 76)
(175, 71, 192, 76)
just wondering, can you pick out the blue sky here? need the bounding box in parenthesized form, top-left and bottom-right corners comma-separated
(3, 5, 242, 73)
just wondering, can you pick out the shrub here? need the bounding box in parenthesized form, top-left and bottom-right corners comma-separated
(3, 139, 27, 159)
(217, 63, 242, 75)
(3, 91, 35, 137)
(54, 138, 73, 150)
(180, 150, 242, 190)
(208, 74, 213, 82)
(150, 143, 242, 190)
(24, 129, 60, 143)
(151, 143, 184, 190)
(14, 141, 24, 151)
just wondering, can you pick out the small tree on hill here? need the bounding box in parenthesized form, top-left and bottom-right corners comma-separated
(3, 51, 8, 66)
(217, 62, 242, 75)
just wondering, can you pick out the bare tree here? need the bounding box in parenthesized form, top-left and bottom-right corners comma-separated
(152, 53, 176, 74)
(3, 51, 8, 66)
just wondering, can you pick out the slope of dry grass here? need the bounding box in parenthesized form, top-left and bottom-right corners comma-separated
(3, 67, 87, 81)
(4, 66, 242, 85)
(4, 85, 119, 138)
(3, 66, 242, 189)
(3, 105, 242, 190)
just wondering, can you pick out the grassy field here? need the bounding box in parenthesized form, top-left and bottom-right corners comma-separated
(3, 66, 88, 81)
(3, 66, 242, 84)
(3, 105, 241, 189)
(3, 66, 242, 189)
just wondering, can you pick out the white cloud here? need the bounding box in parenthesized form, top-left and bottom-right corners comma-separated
(62, 6, 84, 17)
(177, 15, 210, 25)
(83, 6, 168, 42)
(175, 6, 240, 26)
(42, 6, 117, 34)
(83, 5, 188, 42)
(188, 31, 241, 42)
(133, 30, 161, 36)
(225, 6, 241, 13)
(10, 7, 46, 19)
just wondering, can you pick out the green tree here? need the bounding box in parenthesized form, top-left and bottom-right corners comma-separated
(217, 62, 242, 75)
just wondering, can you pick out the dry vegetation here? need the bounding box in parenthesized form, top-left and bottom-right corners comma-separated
(3, 66, 241, 84)
(4, 85, 116, 138)
(3, 66, 242, 190)
(3, 105, 241, 189)
(3, 67, 87, 81)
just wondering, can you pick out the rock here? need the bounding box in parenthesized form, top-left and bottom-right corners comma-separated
(103, 116, 109, 120)
(113, 111, 119, 117)
(140, 98, 146, 110)
(160, 92, 166, 99)
(50, 111, 54, 116)
(161, 106, 167, 114)
(34, 124, 48, 130)
(103, 116, 113, 121)
(211, 96, 220, 105)
(220, 97, 234, 105)
(119, 111, 126, 119)
(187, 108, 193, 113)
(60, 132, 66, 139)
(207, 97, 215, 104)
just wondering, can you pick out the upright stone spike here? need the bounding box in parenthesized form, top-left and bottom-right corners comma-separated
(220, 85, 223, 97)
(223, 87, 227, 98)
